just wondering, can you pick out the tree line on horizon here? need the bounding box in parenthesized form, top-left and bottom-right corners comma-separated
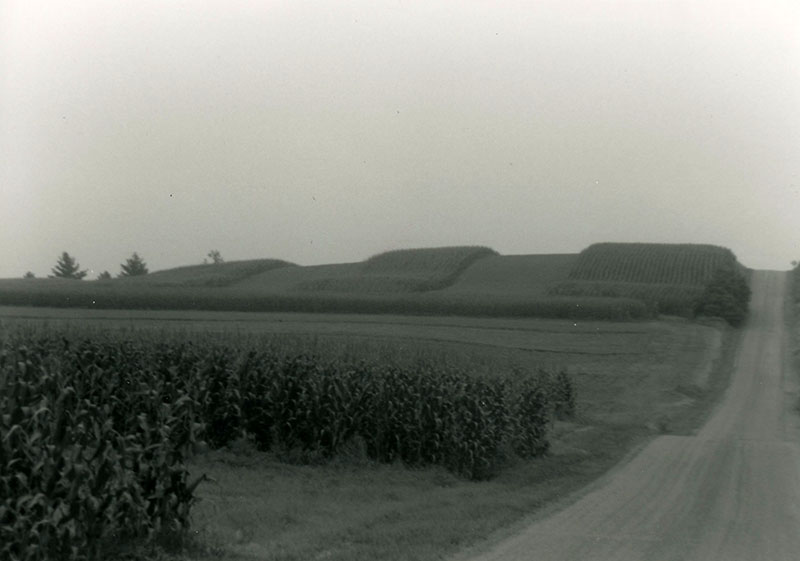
(23, 250, 225, 280)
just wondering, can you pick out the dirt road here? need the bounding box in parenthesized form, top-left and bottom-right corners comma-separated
(456, 270, 800, 561)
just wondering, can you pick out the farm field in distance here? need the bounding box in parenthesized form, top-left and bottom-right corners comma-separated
(0, 243, 750, 322)
(0, 304, 737, 561)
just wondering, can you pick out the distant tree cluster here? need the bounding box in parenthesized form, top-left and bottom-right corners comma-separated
(30, 250, 223, 280)
(42, 251, 150, 281)
(693, 267, 751, 326)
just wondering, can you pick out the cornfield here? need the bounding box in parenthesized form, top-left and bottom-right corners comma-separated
(568, 243, 739, 285)
(0, 281, 651, 320)
(298, 246, 499, 293)
(0, 336, 204, 561)
(549, 281, 704, 316)
(1, 326, 573, 559)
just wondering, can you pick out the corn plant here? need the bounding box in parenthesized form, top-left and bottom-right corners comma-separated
(2, 325, 577, 561)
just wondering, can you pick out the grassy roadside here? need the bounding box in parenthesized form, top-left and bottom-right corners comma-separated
(182, 424, 647, 561)
(170, 320, 739, 561)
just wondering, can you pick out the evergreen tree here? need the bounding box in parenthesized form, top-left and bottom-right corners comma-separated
(23, 271, 35, 279)
(97, 271, 112, 281)
(49, 252, 87, 280)
(119, 252, 149, 277)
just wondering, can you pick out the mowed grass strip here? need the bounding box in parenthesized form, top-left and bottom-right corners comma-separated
(443, 254, 578, 298)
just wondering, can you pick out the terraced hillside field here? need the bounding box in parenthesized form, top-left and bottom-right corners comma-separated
(443, 254, 578, 298)
(116, 258, 295, 287)
(550, 243, 748, 316)
(0, 243, 747, 320)
(567, 243, 739, 284)
(5, 246, 641, 320)
(287, 246, 499, 293)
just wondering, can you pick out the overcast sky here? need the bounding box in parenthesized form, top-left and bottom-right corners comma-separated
(2, 0, 798, 278)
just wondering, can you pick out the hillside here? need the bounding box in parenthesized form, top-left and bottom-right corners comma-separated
(0, 242, 749, 321)
(233, 246, 498, 294)
(232, 262, 365, 293)
(567, 243, 739, 284)
(442, 254, 577, 297)
(550, 243, 747, 316)
(117, 259, 295, 287)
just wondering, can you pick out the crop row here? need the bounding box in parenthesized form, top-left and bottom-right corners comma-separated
(549, 281, 704, 316)
(0, 281, 652, 320)
(1, 328, 575, 559)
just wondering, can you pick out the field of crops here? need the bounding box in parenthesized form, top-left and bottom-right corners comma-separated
(291, 246, 498, 293)
(1, 243, 753, 323)
(550, 281, 705, 316)
(442, 253, 578, 297)
(0, 305, 734, 561)
(568, 243, 740, 285)
(551, 243, 748, 316)
(0, 321, 576, 560)
(117, 259, 295, 287)
(0, 280, 651, 321)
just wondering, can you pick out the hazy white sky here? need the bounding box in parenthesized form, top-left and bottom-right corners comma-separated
(2, 0, 799, 278)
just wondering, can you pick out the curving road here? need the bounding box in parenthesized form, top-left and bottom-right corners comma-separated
(456, 270, 800, 561)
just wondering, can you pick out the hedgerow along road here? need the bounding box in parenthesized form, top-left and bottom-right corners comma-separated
(456, 270, 800, 561)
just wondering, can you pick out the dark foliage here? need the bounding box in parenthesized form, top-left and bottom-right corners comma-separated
(0, 337, 203, 561)
(207, 250, 224, 265)
(49, 252, 87, 280)
(119, 252, 149, 277)
(693, 267, 751, 326)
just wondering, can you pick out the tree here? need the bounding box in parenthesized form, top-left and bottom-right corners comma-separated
(119, 252, 149, 277)
(23, 271, 35, 279)
(207, 250, 224, 265)
(49, 252, 87, 280)
(97, 271, 112, 281)
(694, 267, 751, 326)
